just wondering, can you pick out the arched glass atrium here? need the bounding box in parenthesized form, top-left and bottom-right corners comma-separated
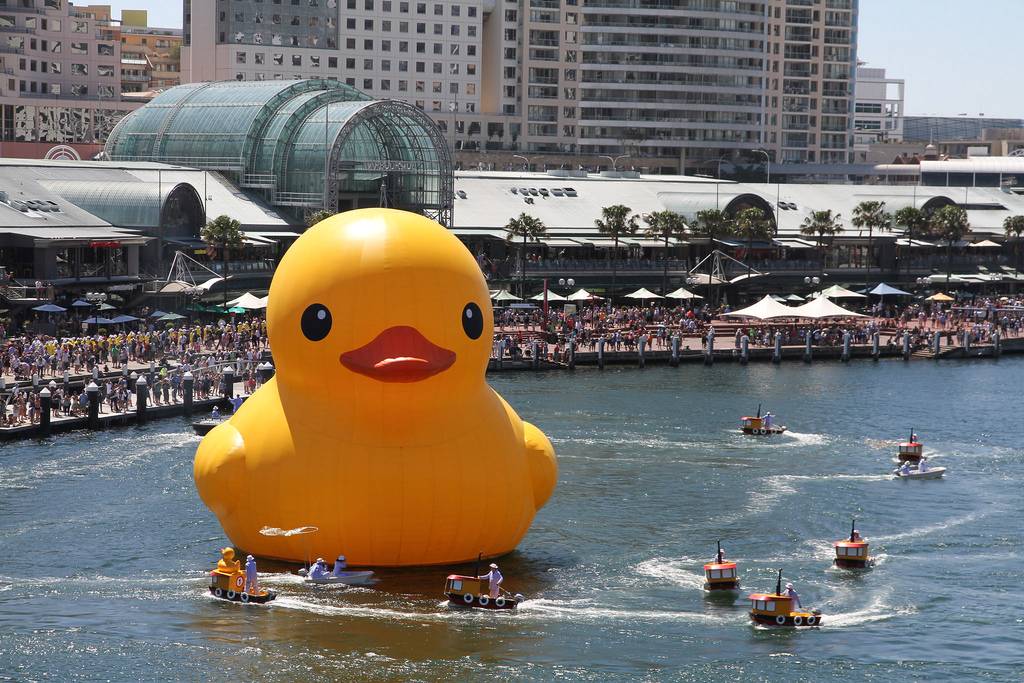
(104, 79, 453, 226)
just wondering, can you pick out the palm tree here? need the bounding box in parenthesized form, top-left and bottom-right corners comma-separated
(733, 206, 771, 282)
(799, 209, 844, 277)
(595, 204, 639, 299)
(1003, 215, 1024, 270)
(306, 209, 334, 228)
(201, 214, 244, 306)
(691, 208, 733, 247)
(893, 206, 928, 275)
(930, 205, 970, 285)
(505, 213, 547, 298)
(851, 200, 891, 281)
(642, 209, 688, 294)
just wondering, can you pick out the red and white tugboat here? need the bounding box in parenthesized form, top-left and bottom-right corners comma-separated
(741, 405, 786, 436)
(895, 430, 924, 465)
(833, 519, 872, 570)
(703, 541, 740, 593)
(749, 570, 822, 628)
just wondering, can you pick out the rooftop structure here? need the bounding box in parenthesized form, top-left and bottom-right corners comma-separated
(904, 117, 1024, 143)
(853, 66, 904, 159)
(104, 79, 453, 225)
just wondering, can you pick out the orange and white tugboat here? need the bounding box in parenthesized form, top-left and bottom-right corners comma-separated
(741, 405, 786, 436)
(749, 570, 822, 628)
(703, 541, 740, 593)
(208, 547, 276, 605)
(895, 430, 924, 465)
(443, 556, 523, 611)
(833, 519, 872, 570)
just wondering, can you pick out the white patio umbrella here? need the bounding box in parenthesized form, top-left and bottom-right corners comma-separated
(566, 288, 603, 301)
(818, 284, 867, 299)
(665, 287, 704, 300)
(492, 289, 522, 301)
(789, 295, 866, 319)
(624, 287, 664, 300)
(530, 290, 566, 301)
(721, 294, 796, 320)
(226, 292, 267, 309)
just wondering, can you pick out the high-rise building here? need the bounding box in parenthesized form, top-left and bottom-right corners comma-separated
(0, 1, 146, 160)
(119, 9, 182, 95)
(183, 1, 859, 174)
(851, 65, 903, 160)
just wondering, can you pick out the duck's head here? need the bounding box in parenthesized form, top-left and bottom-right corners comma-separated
(268, 209, 492, 397)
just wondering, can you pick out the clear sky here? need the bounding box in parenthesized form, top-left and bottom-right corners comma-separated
(106, 0, 1022, 119)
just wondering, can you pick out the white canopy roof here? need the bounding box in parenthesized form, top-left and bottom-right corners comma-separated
(624, 287, 663, 299)
(665, 287, 703, 300)
(226, 292, 267, 309)
(492, 289, 522, 301)
(969, 239, 1002, 248)
(566, 288, 603, 301)
(722, 294, 796, 320)
(819, 284, 867, 299)
(529, 290, 567, 301)
(790, 295, 866, 319)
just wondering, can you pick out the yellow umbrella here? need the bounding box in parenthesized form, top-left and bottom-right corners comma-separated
(925, 292, 954, 302)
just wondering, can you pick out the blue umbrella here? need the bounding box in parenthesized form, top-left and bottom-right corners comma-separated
(83, 316, 115, 325)
(109, 314, 140, 324)
(149, 310, 169, 318)
(33, 303, 67, 313)
(71, 299, 93, 307)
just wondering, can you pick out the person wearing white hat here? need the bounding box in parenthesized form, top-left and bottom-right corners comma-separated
(308, 557, 329, 579)
(332, 555, 348, 577)
(783, 582, 802, 609)
(245, 554, 259, 593)
(478, 562, 504, 598)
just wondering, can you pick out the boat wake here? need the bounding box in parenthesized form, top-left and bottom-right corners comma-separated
(873, 510, 990, 544)
(822, 593, 917, 628)
(632, 557, 707, 590)
(781, 431, 828, 446)
(744, 478, 797, 515)
(517, 598, 734, 625)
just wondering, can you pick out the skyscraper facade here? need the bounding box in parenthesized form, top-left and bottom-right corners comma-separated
(183, 0, 858, 174)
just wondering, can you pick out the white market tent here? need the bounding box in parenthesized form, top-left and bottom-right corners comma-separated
(624, 287, 664, 300)
(530, 290, 567, 301)
(818, 284, 867, 299)
(969, 239, 1001, 248)
(226, 292, 267, 309)
(492, 289, 522, 301)
(869, 282, 912, 297)
(721, 294, 796, 320)
(785, 294, 805, 302)
(566, 288, 603, 301)
(665, 287, 704, 300)
(789, 295, 866, 319)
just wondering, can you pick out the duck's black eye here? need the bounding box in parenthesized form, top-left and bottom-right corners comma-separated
(300, 304, 332, 341)
(461, 302, 483, 339)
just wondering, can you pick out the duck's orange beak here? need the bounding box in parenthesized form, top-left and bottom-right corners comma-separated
(340, 326, 456, 383)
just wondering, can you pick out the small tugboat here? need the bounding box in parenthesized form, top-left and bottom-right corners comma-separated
(208, 547, 276, 604)
(443, 556, 523, 610)
(192, 407, 225, 436)
(894, 430, 924, 464)
(833, 519, 872, 569)
(748, 570, 822, 628)
(741, 405, 786, 436)
(703, 541, 740, 593)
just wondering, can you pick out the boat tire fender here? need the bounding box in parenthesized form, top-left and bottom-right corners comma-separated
(214, 588, 223, 598)
(775, 615, 786, 625)
(226, 590, 236, 600)
(479, 595, 490, 606)
(240, 592, 250, 603)
(806, 615, 816, 625)
(758, 428, 766, 435)
(495, 597, 505, 608)
(463, 593, 474, 604)
(793, 616, 803, 626)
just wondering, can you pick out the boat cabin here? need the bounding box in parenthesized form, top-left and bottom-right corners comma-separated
(703, 561, 739, 590)
(742, 416, 765, 431)
(833, 540, 870, 568)
(898, 441, 923, 462)
(444, 574, 484, 598)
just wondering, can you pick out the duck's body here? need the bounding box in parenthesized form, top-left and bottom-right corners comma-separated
(194, 209, 557, 566)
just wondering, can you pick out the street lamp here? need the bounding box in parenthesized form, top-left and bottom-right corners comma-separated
(558, 277, 575, 293)
(752, 149, 771, 185)
(804, 275, 820, 294)
(511, 154, 533, 172)
(599, 154, 630, 172)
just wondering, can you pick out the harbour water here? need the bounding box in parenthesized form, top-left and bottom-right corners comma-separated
(1, 359, 1021, 681)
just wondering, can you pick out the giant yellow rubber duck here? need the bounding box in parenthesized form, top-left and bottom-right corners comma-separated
(194, 209, 557, 566)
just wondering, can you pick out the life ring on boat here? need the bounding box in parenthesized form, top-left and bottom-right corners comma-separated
(758, 428, 767, 435)
(234, 576, 244, 589)
(775, 615, 786, 625)
(495, 596, 506, 608)
(240, 592, 250, 603)
(463, 593, 474, 604)
(793, 615, 803, 626)
(479, 595, 490, 606)
(213, 588, 223, 597)
(806, 615, 817, 625)
(226, 590, 236, 600)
